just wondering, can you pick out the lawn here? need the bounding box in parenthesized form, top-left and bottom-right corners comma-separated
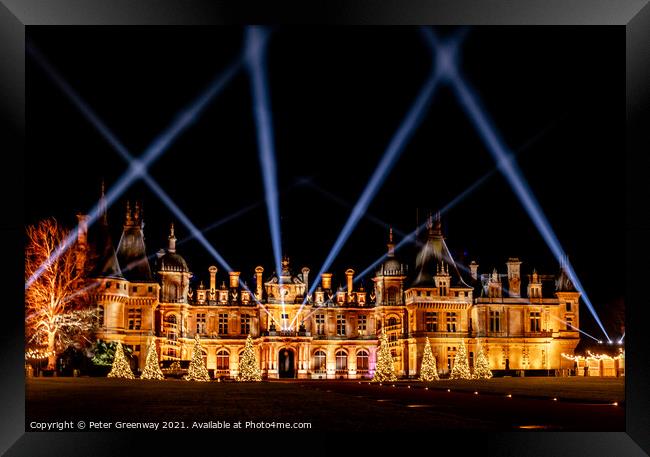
(26, 376, 625, 431)
(412, 376, 625, 402)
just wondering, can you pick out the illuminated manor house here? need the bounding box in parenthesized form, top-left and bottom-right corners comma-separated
(80, 199, 580, 379)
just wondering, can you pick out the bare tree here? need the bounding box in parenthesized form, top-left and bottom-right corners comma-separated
(25, 218, 96, 369)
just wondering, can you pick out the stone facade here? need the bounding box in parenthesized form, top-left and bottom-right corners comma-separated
(85, 203, 580, 379)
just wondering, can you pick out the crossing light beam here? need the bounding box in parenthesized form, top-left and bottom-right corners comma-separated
(25, 43, 242, 289)
(289, 30, 470, 330)
(422, 27, 611, 342)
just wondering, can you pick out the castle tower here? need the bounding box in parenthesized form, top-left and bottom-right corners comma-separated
(91, 182, 123, 279)
(157, 223, 191, 303)
(373, 227, 407, 306)
(116, 200, 153, 282)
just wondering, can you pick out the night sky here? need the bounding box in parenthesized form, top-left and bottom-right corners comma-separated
(26, 26, 625, 341)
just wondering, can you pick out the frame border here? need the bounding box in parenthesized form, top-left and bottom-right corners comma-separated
(1, 1, 648, 455)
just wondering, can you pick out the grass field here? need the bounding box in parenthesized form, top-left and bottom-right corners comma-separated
(412, 376, 625, 402)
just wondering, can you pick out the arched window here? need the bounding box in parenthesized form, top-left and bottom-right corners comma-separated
(314, 350, 326, 372)
(335, 350, 348, 371)
(216, 350, 229, 370)
(388, 317, 398, 327)
(165, 314, 178, 340)
(356, 350, 369, 371)
(387, 287, 398, 305)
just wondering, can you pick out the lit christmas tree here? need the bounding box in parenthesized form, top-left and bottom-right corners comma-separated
(419, 337, 439, 381)
(449, 338, 472, 380)
(472, 344, 493, 379)
(107, 341, 135, 379)
(372, 328, 397, 382)
(237, 334, 262, 381)
(140, 340, 165, 380)
(184, 334, 210, 382)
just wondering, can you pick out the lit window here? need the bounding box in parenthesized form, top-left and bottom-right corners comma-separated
(446, 312, 457, 332)
(529, 311, 541, 332)
(489, 310, 501, 333)
(358, 315, 367, 335)
(314, 350, 326, 372)
(425, 312, 438, 332)
(336, 315, 346, 336)
(127, 308, 142, 330)
(336, 350, 348, 371)
(196, 313, 206, 335)
(216, 350, 229, 370)
(356, 350, 369, 371)
(165, 314, 177, 340)
(315, 314, 325, 335)
(565, 316, 573, 330)
(386, 287, 398, 305)
(218, 313, 228, 334)
(447, 346, 456, 370)
(240, 314, 251, 335)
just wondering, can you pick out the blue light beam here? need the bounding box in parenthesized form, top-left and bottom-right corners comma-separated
(549, 315, 601, 342)
(27, 44, 281, 326)
(245, 26, 284, 285)
(289, 31, 466, 330)
(25, 43, 242, 289)
(352, 110, 565, 286)
(422, 28, 611, 342)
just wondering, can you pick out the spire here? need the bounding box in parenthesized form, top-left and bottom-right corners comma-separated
(281, 255, 290, 275)
(387, 226, 395, 257)
(99, 179, 108, 225)
(134, 200, 143, 227)
(168, 222, 176, 252)
(125, 201, 133, 226)
(432, 211, 442, 236)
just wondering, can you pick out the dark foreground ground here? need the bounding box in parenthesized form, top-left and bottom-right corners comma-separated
(26, 377, 624, 431)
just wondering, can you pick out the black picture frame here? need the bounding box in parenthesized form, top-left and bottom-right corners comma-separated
(1, 1, 649, 455)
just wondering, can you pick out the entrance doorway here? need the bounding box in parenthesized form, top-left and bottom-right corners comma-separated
(278, 348, 295, 378)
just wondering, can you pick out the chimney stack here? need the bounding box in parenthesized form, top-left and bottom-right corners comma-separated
(345, 269, 354, 292)
(469, 260, 479, 281)
(229, 271, 240, 289)
(322, 273, 333, 290)
(301, 267, 310, 292)
(255, 266, 264, 299)
(76, 213, 88, 270)
(506, 257, 522, 298)
(209, 265, 217, 291)
(76, 213, 88, 247)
